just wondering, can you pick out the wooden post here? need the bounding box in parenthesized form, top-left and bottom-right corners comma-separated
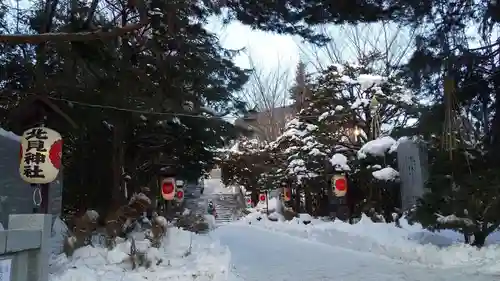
(40, 184, 50, 214)
(265, 190, 269, 215)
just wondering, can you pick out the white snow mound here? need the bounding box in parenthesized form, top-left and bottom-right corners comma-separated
(49, 227, 231, 281)
(236, 212, 500, 274)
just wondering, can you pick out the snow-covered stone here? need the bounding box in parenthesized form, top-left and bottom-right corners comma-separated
(372, 167, 399, 181)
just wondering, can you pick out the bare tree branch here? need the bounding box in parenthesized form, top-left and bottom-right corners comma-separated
(298, 22, 419, 75)
(241, 52, 292, 141)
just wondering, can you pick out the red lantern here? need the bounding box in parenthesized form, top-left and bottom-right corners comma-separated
(176, 190, 184, 199)
(259, 193, 266, 202)
(162, 182, 174, 194)
(332, 175, 348, 197)
(283, 187, 291, 201)
(161, 178, 176, 200)
(335, 178, 347, 191)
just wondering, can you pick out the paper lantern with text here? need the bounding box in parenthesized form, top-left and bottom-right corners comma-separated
(20, 127, 62, 184)
(161, 177, 176, 200)
(332, 175, 347, 197)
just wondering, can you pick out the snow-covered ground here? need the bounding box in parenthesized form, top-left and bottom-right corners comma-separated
(49, 176, 500, 281)
(214, 213, 500, 280)
(49, 225, 230, 281)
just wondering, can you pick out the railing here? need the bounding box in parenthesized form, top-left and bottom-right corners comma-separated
(0, 214, 52, 281)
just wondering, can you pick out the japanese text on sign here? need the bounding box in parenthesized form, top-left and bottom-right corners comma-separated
(23, 128, 48, 179)
(20, 127, 63, 184)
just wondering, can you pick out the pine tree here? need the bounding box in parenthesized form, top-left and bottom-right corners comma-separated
(289, 61, 309, 112)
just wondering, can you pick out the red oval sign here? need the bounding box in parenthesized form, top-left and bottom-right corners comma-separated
(335, 179, 347, 191)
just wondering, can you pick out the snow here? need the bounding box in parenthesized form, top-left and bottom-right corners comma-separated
(85, 210, 99, 221)
(330, 153, 351, 171)
(436, 214, 475, 227)
(372, 167, 399, 181)
(255, 196, 279, 212)
(49, 177, 500, 281)
(214, 222, 498, 281)
(153, 215, 168, 229)
(51, 217, 69, 255)
(0, 128, 21, 142)
(225, 213, 500, 279)
(50, 227, 231, 281)
(357, 74, 387, 90)
(358, 136, 398, 158)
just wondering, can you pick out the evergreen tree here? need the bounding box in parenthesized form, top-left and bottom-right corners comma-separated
(289, 61, 309, 112)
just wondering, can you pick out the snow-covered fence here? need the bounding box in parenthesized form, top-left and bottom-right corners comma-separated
(397, 139, 429, 210)
(0, 214, 52, 281)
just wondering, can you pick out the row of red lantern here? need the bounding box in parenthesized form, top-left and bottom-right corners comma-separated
(160, 177, 184, 201)
(245, 192, 268, 207)
(244, 175, 348, 208)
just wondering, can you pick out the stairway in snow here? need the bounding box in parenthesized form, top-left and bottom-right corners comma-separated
(212, 194, 239, 224)
(204, 171, 243, 224)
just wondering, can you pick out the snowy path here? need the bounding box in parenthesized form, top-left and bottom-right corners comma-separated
(213, 224, 495, 281)
(203, 174, 242, 224)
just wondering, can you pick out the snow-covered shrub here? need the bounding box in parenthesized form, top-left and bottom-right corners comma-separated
(352, 136, 406, 222)
(64, 209, 100, 256)
(219, 137, 271, 201)
(103, 192, 152, 249)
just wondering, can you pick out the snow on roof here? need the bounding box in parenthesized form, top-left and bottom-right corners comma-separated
(372, 167, 399, 181)
(0, 128, 21, 142)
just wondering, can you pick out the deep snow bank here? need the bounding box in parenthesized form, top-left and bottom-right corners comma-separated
(237, 212, 500, 274)
(49, 227, 231, 281)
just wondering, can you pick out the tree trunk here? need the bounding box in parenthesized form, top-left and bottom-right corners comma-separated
(463, 232, 470, 244)
(111, 123, 125, 208)
(294, 186, 301, 213)
(471, 231, 486, 247)
(304, 188, 312, 214)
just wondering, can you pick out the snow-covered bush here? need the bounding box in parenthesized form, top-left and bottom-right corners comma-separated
(354, 136, 403, 221)
(220, 138, 269, 192)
